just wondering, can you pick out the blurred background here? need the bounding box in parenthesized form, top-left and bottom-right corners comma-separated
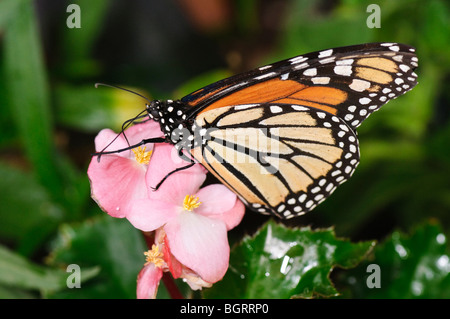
(0, 0, 449, 298)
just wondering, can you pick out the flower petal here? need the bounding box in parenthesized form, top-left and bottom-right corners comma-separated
(126, 199, 177, 232)
(162, 234, 183, 278)
(94, 121, 162, 158)
(164, 212, 229, 283)
(125, 120, 163, 145)
(194, 184, 245, 230)
(146, 143, 207, 203)
(195, 184, 237, 216)
(136, 263, 163, 299)
(94, 128, 129, 155)
(87, 155, 148, 218)
(213, 197, 246, 231)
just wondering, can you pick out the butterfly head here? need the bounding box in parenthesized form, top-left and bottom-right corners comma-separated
(146, 100, 163, 121)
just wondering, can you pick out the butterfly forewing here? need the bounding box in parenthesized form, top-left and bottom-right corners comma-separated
(190, 103, 359, 218)
(183, 43, 418, 131)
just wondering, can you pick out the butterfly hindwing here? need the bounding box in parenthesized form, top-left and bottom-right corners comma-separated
(190, 103, 359, 219)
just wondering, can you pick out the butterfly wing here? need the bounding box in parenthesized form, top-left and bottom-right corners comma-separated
(182, 42, 418, 130)
(190, 103, 359, 219)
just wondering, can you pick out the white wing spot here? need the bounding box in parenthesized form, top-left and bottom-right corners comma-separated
(314, 194, 324, 201)
(270, 105, 283, 113)
(305, 200, 314, 208)
(293, 62, 309, 70)
(334, 65, 352, 76)
(345, 114, 354, 121)
(289, 56, 308, 64)
(331, 170, 341, 177)
(399, 64, 410, 72)
(291, 105, 308, 111)
(351, 120, 360, 127)
(326, 183, 334, 192)
(336, 59, 354, 65)
(255, 72, 277, 80)
(359, 97, 371, 105)
(389, 45, 400, 52)
(303, 68, 317, 76)
(349, 79, 371, 92)
(311, 76, 330, 84)
(318, 49, 333, 58)
(259, 65, 272, 71)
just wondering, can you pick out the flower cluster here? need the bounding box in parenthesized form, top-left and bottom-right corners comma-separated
(87, 120, 245, 298)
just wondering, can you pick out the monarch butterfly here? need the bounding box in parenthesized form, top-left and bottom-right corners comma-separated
(96, 42, 419, 219)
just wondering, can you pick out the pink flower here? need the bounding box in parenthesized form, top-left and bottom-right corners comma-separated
(87, 120, 163, 217)
(88, 122, 245, 299)
(136, 245, 164, 299)
(137, 224, 240, 299)
(129, 143, 245, 294)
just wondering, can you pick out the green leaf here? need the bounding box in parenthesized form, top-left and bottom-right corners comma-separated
(3, 0, 64, 199)
(0, 284, 36, 299)
(0, 244, 98, 295)
(338, 222, 450, 298)
(204, 220, 374, 299)
(47, 215, 147, 298)
(0, 162, 64, 256)
(0, 0, 21, 30)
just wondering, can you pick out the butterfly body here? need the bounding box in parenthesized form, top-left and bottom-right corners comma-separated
(142, 43, 418, 219)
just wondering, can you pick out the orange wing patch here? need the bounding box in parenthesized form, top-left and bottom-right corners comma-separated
(275, 87, 347, 115)
(198, 79, 306, 114)
(197, 78, 347, 116)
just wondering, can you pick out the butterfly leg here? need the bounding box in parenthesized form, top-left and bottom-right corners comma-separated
(151, 162, 196, 191)
(93, 137, 166, 162)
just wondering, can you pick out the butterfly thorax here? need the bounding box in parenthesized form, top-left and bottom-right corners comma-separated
(146, 99, 193, 144)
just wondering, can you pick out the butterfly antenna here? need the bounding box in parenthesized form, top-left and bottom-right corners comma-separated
(95, 109, 150, 162)
(95, 82, 152, 104)
(94, 83, 153, 162)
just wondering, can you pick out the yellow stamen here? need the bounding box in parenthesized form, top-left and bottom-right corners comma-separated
(133, 146, 152, 165)
(183, 195, 201, 211)
(144, 244, 164, 268)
